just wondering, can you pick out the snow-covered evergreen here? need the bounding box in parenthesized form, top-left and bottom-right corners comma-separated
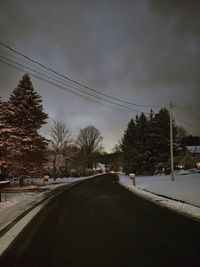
(0, 74, 49, 182)
(9, 74, 48, 130)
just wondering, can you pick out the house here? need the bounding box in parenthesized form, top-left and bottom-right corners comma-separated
(93, 163, 105, 173)
(176, 146, 200, 169)
(186, 146, 200, 169)
(186, 146, 200, 154)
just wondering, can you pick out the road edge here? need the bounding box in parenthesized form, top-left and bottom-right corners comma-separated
(0, 182, 80, 256)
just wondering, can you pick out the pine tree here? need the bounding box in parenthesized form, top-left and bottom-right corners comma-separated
(153, 108, 171, 171)
(147, 108, 177, 173)
(0, 100, 15, 164)
(5, 74, 49, 182)
(145, 110, 158, 173)
(134, 113, 151, 174)
(0, 99, 8, 165)
(121, 108, 178, 175)
(0, 100, 22, 178)
(121, 119, 138, 174)
(9, 74, 48, 130)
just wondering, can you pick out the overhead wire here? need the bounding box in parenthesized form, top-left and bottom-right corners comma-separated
(0, 57, 135, 115)
(174, 117, 199, 133)
(0, 53, 150, 115)
(175, 105, 200, 120)
(176, 104, 200, 113)
(0, 42, 165, 108)
(173, 104, 200, 133)
(0, 47, 64, 80)
(1, 51, 199, 134)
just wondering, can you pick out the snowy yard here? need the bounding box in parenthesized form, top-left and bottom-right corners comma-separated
(1, 172, 200, 233)
(119, 172, 200, 206)
(0, 175, 97, 231)
(119, 172, 200, 221)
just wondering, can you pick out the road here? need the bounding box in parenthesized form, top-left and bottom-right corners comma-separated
(1, 174, 200, 267)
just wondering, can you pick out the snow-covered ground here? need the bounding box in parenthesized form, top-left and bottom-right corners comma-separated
(119, 172, 200, 221)
(0, 177, 90, 209)
(0, 175, 97, 232)
(1, 172, 200, 255)
(1, 172, 200, 234)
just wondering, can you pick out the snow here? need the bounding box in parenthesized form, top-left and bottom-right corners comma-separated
(0, 175, 98, 232)
(1, 171, 200, 248)
(118, 172, 200, 221)
(0, 200, 48, 255)
(0, 174, 97, 255)
(2, 173, 200, 224)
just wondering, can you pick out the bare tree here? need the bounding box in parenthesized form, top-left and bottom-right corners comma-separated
(76, 125, 103, 171)
(49, 121, 74, 178)
(112, 139, 123, 153)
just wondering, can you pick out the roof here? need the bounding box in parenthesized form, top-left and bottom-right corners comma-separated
(186, 146, 200, 154)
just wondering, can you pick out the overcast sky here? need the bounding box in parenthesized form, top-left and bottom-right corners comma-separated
(0, 0, 200, 151)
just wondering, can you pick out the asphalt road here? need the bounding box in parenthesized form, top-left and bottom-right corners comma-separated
(1, 174, 200, 267)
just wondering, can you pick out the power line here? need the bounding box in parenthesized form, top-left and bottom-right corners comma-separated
(0, 58, 140, 116)
(0, 54, 149, 115)
(0, 42, 165, 108)
(0, 57, 128, 114)
(176, 104, 200, 113)
(175, 105, 200, 120)
(174, 116, 199, 132)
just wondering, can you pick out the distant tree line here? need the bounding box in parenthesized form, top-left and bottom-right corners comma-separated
(1, 74, 199, 182)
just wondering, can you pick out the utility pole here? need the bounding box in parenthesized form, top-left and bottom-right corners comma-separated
(169, 102, 175, 181)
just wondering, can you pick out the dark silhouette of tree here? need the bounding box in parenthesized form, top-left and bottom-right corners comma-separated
(121, 108, 178, 175)
(76, 125, 103, 171)
(180, 135, 200, 146)
(49, 121, 74, 179)
(121, 119, 137, 174)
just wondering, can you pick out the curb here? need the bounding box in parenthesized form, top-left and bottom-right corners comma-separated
(119, 182, 200, 223)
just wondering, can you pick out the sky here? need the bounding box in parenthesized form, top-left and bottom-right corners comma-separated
(0, 0, 200, 152)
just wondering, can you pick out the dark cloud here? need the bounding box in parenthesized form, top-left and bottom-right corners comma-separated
(0, 0, 199, 151)
(148, 0, 200, 36)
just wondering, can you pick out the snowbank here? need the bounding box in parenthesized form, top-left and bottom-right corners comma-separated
(0, 175, 99, 232)
(118, 173, 200, 221)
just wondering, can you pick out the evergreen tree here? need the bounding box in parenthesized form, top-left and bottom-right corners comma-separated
(121, 108, 178, 175)
(122, 113, 153, 174)
(134, 113, 149, 174)
(5, 74, 49, 182)
(145, 110, 158, 173)
(153, 108, 177, 172)
(0, 99, 8, 166)
(180, 135, 200, 146)
(9, 74, 48, 130)
(0, 98, 5, 160)
(121, 119, 137, 174)
(0, 100, 16, 166)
